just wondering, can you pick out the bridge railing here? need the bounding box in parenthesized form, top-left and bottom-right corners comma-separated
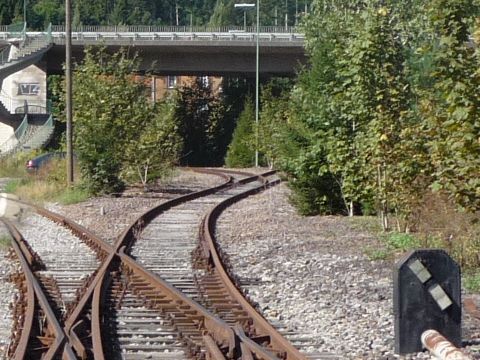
(50, 24, 300, 34)
(49, 32, 304, 43)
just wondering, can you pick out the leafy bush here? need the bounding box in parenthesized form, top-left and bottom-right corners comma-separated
(57, 47, 179, 193)
(0, 152, 32, 177)
(225, 97, 255, 167)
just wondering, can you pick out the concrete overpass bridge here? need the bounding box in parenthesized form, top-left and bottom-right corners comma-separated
(1, 25, 306, 76)
(0, 25, 305, 155)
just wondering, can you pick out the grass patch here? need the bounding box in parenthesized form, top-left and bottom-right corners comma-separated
(385, 232, 421, 252)
(363, 233, 420, 261)
(364, 247, 391, 261)
(464, 271, 480, 292)
(3, 157, 91, 205)
(0, 234, 12, 248)
(3, 178, 27, 193)
(349, 216, 382, 233)
(13, 179, 91, 205)
(54, 187, 90, 205)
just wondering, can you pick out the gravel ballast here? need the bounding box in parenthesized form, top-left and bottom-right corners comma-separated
(1, 171, 479, 359)
(215, 182, 480, 359)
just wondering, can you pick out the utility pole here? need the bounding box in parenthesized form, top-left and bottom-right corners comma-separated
(255, 0, 259, 167)
(66, 0, 74, 185)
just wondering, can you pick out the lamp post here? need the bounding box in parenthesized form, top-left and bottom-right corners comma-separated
(23, 0, 27, 26)
(234, 2, 259, 167)
(234, 3, 254, 31)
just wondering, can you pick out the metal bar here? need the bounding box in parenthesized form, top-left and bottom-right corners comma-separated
(422, 330, 471, 360)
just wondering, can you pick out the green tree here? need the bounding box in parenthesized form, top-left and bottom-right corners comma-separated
(122, 98, 181, 188)
(33, 0, 64, 27)
(225, 97, 255, 167)
(258, 78, 293, 168)
(419, 0, 480, 212)
(62, 47, 179, 193)
(208, 0, 235, 27)
(175, 78, 225, 166)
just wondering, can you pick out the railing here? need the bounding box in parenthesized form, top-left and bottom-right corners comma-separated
(49, 31, 304, 44)
(0, 46, 9, 65)
(15, 102, 51, 115)
(0, 22, 25, 35)
(0, 113, 28, 155)
(51, 24, 300, 34)
(0, 24, 52, 68)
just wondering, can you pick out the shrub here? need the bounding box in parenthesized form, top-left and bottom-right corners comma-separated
(225, 97, 255, 167)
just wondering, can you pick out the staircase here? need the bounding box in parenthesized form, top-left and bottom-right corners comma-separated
(0, 114, 54, 159)
(21, 114, 55, 151)
(0, 24, 53, 87)
(0, 24, 55, 159)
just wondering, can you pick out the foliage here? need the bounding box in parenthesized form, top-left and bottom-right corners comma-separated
(0, 152, 30, 177)
(385, 232, 420, 251)
(4, 178, 27, 193)
(174, 78, 226, 166)
(225, 97, 255, 167)
(2, 0, 310, 29)
(56, 47, 179, 193)
(258, 78, 293, 168)
(364, 247, 390, 261)
(208, 0, 235, 27)
(121, 98, 181, 187)
(262, 0, 479, 228)
(418, 0, 480, 211)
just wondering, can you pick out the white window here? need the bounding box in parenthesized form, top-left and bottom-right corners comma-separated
(18, 83, 40, 96)
(167, 76, 177, 89)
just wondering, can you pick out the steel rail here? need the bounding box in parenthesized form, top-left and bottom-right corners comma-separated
(67, 167, 235, 358)
(199, 172, 308, 360)
(96, 169, 288, 359)
(1, 218, 77, 360)
(3, 168, 235, 358)
(118, 248, 237, 352)
(4, 168, 287, 358)
(1, 219, 35, 360)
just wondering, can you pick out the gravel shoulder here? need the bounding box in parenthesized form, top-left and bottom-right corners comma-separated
(215, 183, 480, 359)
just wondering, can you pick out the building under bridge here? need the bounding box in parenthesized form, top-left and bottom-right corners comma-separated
(0, 24, 305, 157)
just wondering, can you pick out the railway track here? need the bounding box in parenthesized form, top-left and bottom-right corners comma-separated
(1, 168, 321, 359)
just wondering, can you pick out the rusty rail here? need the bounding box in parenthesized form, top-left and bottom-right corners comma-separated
(199, 172, 308, 360)
(5, 168, 292, 358)
(1, 218, 77, 360)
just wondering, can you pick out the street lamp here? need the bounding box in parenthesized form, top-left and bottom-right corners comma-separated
(235, 2, 259, 167)
(23, 0, 27, 27)
(234, 3, 254, 31)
